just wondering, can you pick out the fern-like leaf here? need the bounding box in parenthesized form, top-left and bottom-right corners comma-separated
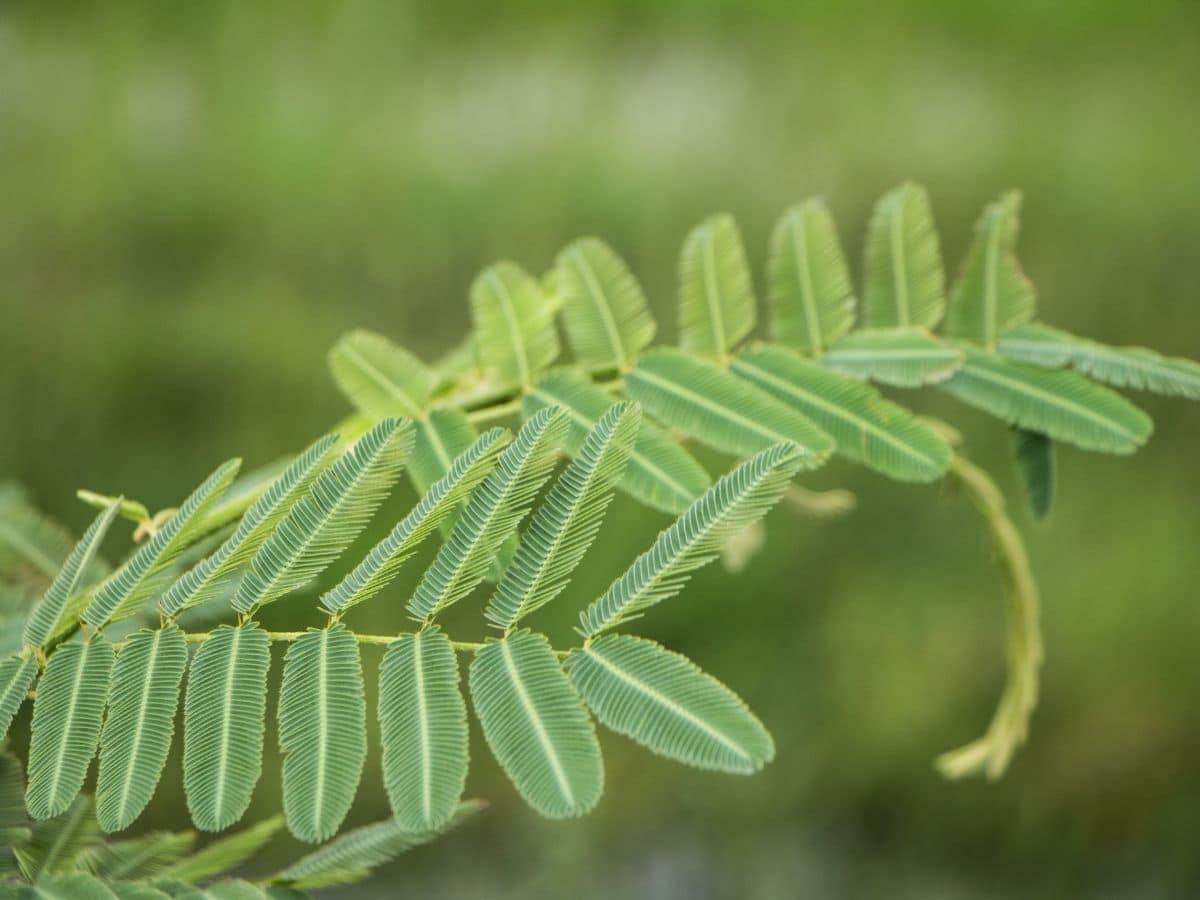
(940, 343, 1152, 454)
(1012, 429, 1055, 520)
(625, 348, 833, 461)
(378, 627, 468, 831)
(469, 630, 603, 818)
(160, 435, 339, 618)
(158, 816, 283, 885)
(0, 655, 37, 743)
(486, 402, 640, 629)
(183, 623, 271, 832)
(83, 461, 241, 631)
(408, 409, 479, 495)
(471, 261, 560, 390)
(731, 344, 952, 482)
(26, 641, 114, 819)
(19, 871, 117, 898)
(320, 429, 510, 614)
(524, 369, 711, 515)
(862, 182, 946, 329)
(278, 624, 366, 843)
(579, 442, 805, 637)
(678, 213, 756, 360)
(0, 487, 109, 587)
(13, 794, 98, 880)
(554, 237, 656, 371)
(328, 330, 432, 420)
(75, 830, 194, 881)
(998, 323, 1200, 400)
(946, 191, 1036, 345)
(23, 501, 121, 649)
(95, 626, 188, 832)
(566, 634, 774, 773)
(768, 199, 856, 356)
(822, 327, 964, 387)
(407, 408, 567, 622)
(232, 419, 411, 613)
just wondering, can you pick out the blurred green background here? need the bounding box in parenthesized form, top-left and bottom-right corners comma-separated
(2, 1, 1199, 897)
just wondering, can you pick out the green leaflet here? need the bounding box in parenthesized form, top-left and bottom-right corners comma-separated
(469, 630, 603, 819)
(83, 461, 242, 631)
(470, 261, 560, 390)
(486, 402, 640, 629)
(320, 428, 510, 614)
(95, 626, 189, 833)
(24, 500, 121, 649)
(768, 199, 856, 357)
(408, 409, 479, 496)
(862, 182, 946, 329)
(566, 634, 774, 774)
(269, 802, 482, 891)
(26, 641, 114, 820)
(821, 326, 964, 387)
(0, 487, 109, 587)
(731, 344, 952, 482)
(625, 348, 833, 461)
(183, 623, 271, 832)
(946, 192, 1036, 345)
(328, 329, 433, 420)
(1012, 429, 1055, 520)
(158, 816, 284, 884)
(378, 628, 468, 831)
(16, 871, 117, 898)
(524, 369, 711, 515)
(939, 343, 1153, 454)
(579, 442, 805, 638)
(0, 656, 37, 743)
(232, 418, 411, 612)
(160, 435, 339, 618)
(278, 624, 366, 843)
(678, 213, 757, 360)
(407, 408, 567, 622)
(554, 237, 656, 371)
(14, 794, 98, 880)
(75, 830, 194, 881)
(998, 323, 1200, 400)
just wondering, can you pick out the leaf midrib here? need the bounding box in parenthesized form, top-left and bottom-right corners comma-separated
(499, 637, 574, 808)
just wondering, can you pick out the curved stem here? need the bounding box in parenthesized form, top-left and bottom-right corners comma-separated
(936, 452, 1043, 780)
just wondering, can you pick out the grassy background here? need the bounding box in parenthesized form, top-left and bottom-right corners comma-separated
(2, 2, 1198, 896)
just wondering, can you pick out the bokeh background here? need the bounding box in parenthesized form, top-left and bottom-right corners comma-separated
(2, 2, 1199, 897)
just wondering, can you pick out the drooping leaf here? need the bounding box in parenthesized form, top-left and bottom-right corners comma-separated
(939, 343, 1153, 454)
(946, 191, 1036, 345)
(377, 627, 468, 831)
(278, 624, 366, 843)
(821, 326, 963, 386)
(268, 802, 483, 892)
(554, 237, 656, 371)
(158, 816, 284, 885)
(625, 348, 833, 461)
(470, 261, 560, 390)
(486, 402, 640, 629)
(95, 626, 189, 832)
(14, 794, 99, 880)
(862, 182, 946, 329)
(407, 408, 567, 622)
(83, 461, 242, 631)
(678, 213, 756, 359)
(731, 344, 952, 482)
(1012, 429, 1055, 520)
(24, 501, 121, 649)
(183, 623, 271, 832)
(320, 429, 510, 614)
(0, 655, 37, 743)
(469, 630, 602, 818)
(768, 199, 856, 356)
(999, 323, 1200, 400)
(566, 634, 774, 773)
(232, 419, 411, 613)
(579, 442, 805, 637)
(524, 369, 711, 514)
(75, 830, 194, 881)
(26, 641, 114, 820)
(328, 330, 433, 420)
(160, 435, 339, 618)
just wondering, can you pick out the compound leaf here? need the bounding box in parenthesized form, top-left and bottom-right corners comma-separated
(862, 182, 946, 329)
(14, 794, 99, 880)
(469, 630, 602, 818)
(471, 261, 560, 390)
(0, 488, 109, 587)
(328, 330, 432, 420)
(158, 816, 284, 885)
(19, 871, 116, 899)
(822, 326, 963, 387)
(75, 829, 194, 881)
(0, 655, 37, 743)
(378, 627, 468, 831)
(678, 213, 756, 359)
